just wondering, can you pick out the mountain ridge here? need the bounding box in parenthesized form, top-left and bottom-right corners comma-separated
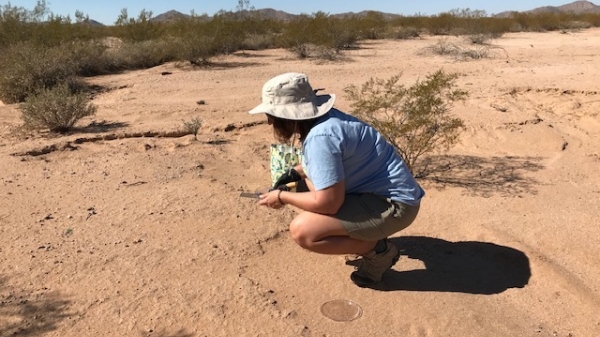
(90, 1, 600, 26)
(495, 0, 600, 17)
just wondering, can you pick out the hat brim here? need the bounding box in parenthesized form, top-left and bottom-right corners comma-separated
(248, 94, 335, 121)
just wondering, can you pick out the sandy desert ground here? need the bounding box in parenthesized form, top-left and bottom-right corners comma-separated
(1, 28, 600, 337)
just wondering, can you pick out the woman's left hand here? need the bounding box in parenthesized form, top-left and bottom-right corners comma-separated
(258, 190, 284, 209)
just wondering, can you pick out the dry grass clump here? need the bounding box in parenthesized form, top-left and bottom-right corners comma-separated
(420, 38, 507, 61)
(422, 38, 458, 56)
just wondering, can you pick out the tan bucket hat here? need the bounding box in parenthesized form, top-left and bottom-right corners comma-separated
(248, 72, 335, 120)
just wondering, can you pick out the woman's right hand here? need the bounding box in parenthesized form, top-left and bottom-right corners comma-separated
(258, 190, 284, 209)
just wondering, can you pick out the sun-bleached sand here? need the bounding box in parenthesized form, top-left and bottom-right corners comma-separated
(1, 28, 599, 337)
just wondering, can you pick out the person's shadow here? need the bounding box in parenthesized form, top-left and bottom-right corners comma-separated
(358, 236, 531, 294)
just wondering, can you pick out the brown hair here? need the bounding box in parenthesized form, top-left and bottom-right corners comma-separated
(267, 114, 318, 144)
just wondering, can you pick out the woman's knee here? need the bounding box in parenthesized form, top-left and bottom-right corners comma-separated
(289, 216, 311, 248)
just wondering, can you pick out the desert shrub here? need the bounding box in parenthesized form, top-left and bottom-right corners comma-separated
(464, 43, 507, 60)
(507, 12, 597, 32)
(422, 38, 460, 56)
(344, 70, 468, 176)
(182, 117, 203, 140)
(322, 17, 359, 51)
(466, 33, 492, 44)
(241, 33, 275, 50)
(0, 39, 137, 103)
(310, 45, 342, 61)
(0, 1, 49, 48)
(277, 15, 315, 56)
(0, 2, 107, 49)
(289, 43, 310, 59)
(286, 43, 341, 61)
(420, 38, 507, 61)
(458, 45, 490, 60)
(390, 26, 421, 40)
(20, 82, 97, 133)
(351, 11, 389, 40)
(66, 40, 113, 76)
(163, 16, 231, 65)
(112, 8, 163, 42)
(172, 35, 220, 66)
(476, 18, 510, 38)
(425, 13, 459, 35)
(581, 13, 600, 27)
(191, 11, 254, 55)
(278, 13, 358, 56)
(107, 39, 178, 70)
(0, 42, 79, 103)
(562, 20, 592, 31)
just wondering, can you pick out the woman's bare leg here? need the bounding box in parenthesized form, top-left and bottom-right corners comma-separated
(289, 211, 376, 255)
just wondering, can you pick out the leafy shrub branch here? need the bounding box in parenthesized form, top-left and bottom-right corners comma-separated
(345, 70, 468, 177)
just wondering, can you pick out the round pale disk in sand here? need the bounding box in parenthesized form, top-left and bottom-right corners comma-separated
(320, 299, 363, 322)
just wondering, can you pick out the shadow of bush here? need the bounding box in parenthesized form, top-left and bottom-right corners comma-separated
(418, 155, 544, 197)
(193, 61, 264, 69)
(72, 120, 130, 134)
(361, 236, 531, 294)
(0, 277, 73, 336)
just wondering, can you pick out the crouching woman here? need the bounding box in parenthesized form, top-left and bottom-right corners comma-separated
(250, 72, 425, 287)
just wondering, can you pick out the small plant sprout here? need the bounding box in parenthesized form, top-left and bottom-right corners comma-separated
(183, 117, 203, 140)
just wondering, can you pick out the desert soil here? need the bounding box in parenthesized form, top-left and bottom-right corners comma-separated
(1, 28, 599, 337)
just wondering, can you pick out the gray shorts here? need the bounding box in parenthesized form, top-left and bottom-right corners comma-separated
(335, 194, 420, 241)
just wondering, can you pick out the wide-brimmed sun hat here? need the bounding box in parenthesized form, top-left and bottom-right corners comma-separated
(248, 72, 335, 120)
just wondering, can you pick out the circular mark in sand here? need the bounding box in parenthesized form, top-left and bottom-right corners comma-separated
(320, 299, 363, 322)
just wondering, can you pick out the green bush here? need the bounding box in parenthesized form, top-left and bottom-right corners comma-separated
(112, 8, 163, 42)
(109, 39, 178, 69)
(351, 11, 388, 40)
(241, 33, 276, 50)
(426, 13, 458, 35)
(389, 26, 421, 40)
(344, 70, 468, 177)
(20, 82, 97, 133)
(162, 16, 233, 65)
(277, 13, 359, 57)
(0, 42, 78, 103)
(172, 35, 220, 66)
(65, 40, 112, 76)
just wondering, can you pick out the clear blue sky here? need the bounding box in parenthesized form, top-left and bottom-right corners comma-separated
(2, 0, 584, 25)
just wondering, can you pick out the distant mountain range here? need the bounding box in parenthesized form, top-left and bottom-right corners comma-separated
(90, 1, 600, 26)
(495, 0, 600, 17)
